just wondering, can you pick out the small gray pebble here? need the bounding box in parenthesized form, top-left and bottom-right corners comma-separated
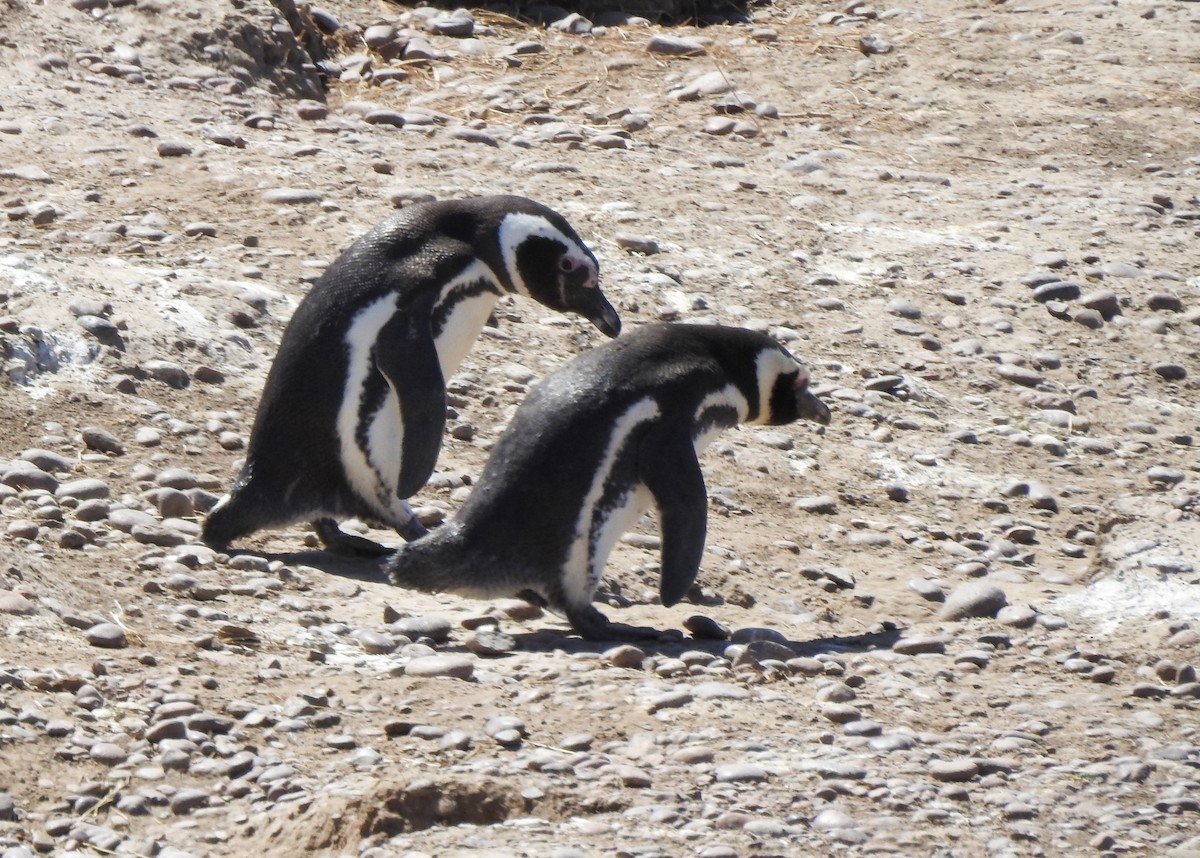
(614, 233, 660, 255)
(86, 622, 127, 649)
(1152, 362, 1187, 382)
(714, 763, 768, 783)
(1032, 280, 1081, 302)
(81, 426, 124, 455)
(647, 34, 706, 56)
(465, 629, 516, 656)
(893, 634, 948, 655)
(169, 788, 210, 815)
(793, 495, 838, 514)
(404, 655, 473, 679)
(262, 188, 323, 204)
(929, 759, 980, 782)
(157, 140, 192, 157)
(605, 644, 646, 668)
(938, 583, 1007, 621)
(389, 615, 452, 643)
(353, 629, 398, 654)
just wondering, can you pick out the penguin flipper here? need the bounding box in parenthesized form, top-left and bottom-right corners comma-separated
(374, 313, 448, 500)
(639, 439, 708, 608)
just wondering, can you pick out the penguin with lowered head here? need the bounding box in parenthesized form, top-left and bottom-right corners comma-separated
(203, 195, 621, 556)
(385, 322, 831, 640)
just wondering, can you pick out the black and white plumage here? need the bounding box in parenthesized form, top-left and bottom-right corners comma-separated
(202, 195, 621, 555)
(384, 323, 831, 640)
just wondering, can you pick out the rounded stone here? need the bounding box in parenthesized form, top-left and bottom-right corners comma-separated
(403, 655, 474, 680)
(1147, 467, 1186, 485)
(893, 635, 948, 655)
(598, 763, 646, 788)
(353, 629, 397, 654)
(938, 583, 1007, 621)
(169, 788, 210, 815)
(157, 140, 192, 157)
(388, 616, 452, 643)
(1152, 363, 1187, 382)
(86, 623, 127, 649)
(55, 478, 109, 500)
(485, 715, 527, 741)
(821, 702, 862, 724)
(793, 495, 838, 514)
(929, 759, 980, 782)
(263, 188, 323, 205)
(464, 629, 516, 656)
(0, 591, 38, 616)
(156, 488, 194, 519)
(996, 605, 1038, 628)
(605, 645, 646, 669)
(156, 468, 199, 489)
(2, 467, 58, 493)
(89, 742, 128, 766)
(714, 763, 768, 783)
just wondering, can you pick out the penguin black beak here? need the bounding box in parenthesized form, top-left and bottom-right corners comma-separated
(796, 388, 831, 425)
(579, 294, 622, 338)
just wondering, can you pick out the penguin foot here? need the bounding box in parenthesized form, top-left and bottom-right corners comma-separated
(313, 518, 394, 557)
(564, 603, 662, 642)
(395, 516, 430, 542)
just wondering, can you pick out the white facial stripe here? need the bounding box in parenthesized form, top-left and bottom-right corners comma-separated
(693, 384, 749, 451)
(565, 397, 661, 602)
(339, 294, 403, 518)
(433, 259, 504, 377)
(750, 349, 802, 425)
(497, 212, 584, 297)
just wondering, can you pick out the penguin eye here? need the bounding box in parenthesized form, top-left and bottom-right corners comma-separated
(559, 256, 579, 273)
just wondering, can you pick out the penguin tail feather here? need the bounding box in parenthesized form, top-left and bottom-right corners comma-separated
(385, 542, 477, 596)
(201, 492, 267, 552)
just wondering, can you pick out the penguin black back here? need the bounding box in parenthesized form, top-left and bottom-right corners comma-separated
(386, 323, 831, 640)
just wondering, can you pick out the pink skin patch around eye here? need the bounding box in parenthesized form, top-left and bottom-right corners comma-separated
(562, 255, 598, 289)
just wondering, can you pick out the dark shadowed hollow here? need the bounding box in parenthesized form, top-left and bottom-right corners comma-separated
(383, 0, 755, 25)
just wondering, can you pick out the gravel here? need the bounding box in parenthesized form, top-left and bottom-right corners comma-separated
(0, 1, 1197, 856)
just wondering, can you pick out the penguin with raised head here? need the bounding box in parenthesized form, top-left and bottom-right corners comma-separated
(202, 195, 621, 555)
(385, 323, 831, 640)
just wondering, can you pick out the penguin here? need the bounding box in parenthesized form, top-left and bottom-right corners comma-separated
(384, 323, 831, 640)
(202, 195, 621, 555)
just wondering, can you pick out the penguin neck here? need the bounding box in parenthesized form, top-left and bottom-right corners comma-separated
(693, 384, 749, 452)
(430, 259, 506, 378)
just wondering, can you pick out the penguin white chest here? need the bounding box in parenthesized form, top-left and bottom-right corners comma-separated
(339, 295, 405, 512)
(431, 260, 505, 378)
(335, 262, 505, 518)
(564, 397, 662, 600)
(585, 484, 654, 585)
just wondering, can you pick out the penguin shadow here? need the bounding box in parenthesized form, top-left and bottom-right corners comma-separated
(225, 547, 903, 658)
(242, 547, 393, 583)
(461, 618, 906, 659)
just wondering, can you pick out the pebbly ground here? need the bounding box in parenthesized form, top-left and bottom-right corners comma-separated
(1, 0, 1199, 856)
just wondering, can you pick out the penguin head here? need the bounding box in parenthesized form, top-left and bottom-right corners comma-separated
(497, 209, 621, 338)
(756, 347, 831, 427)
